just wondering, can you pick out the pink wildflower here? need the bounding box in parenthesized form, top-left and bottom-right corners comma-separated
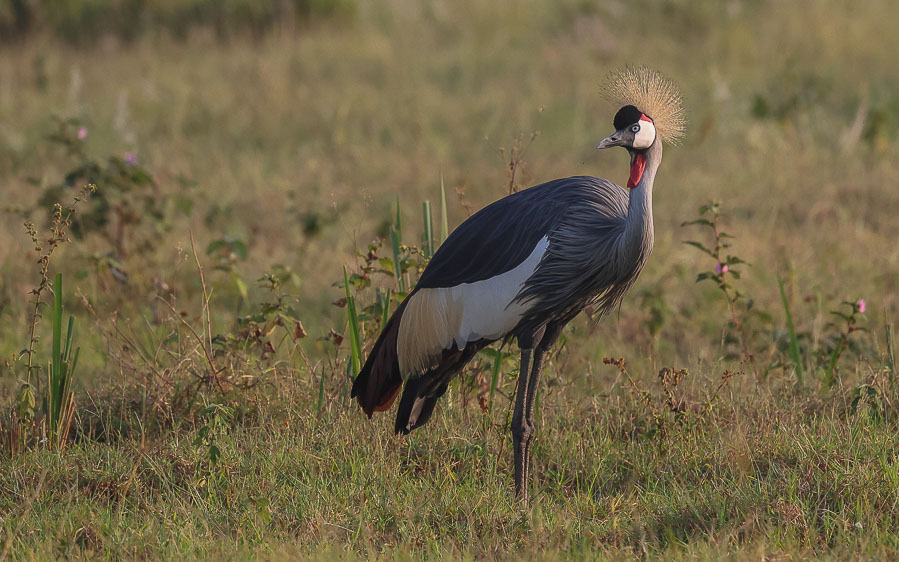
(715, 262, 728, 275)
(76, 127, 88, 140)
(857, 299, 866, 314)
(124, 152, 138, 165)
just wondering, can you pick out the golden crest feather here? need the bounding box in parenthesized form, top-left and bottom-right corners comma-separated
(604, 66, 686, 144)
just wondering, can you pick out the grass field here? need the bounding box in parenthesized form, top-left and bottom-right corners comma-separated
(1, 0, 898, 559)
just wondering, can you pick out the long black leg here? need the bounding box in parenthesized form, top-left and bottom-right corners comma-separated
(520, 323, 562, 498)
(520, 346, 546, 492)
(511, 347, 533, 499)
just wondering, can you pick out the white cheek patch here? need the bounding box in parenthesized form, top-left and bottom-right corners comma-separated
(632, 119, 656, 149)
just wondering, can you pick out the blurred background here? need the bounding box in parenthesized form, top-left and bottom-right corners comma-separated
(0, 0, 897, 384)
(2, 2, 899, 556)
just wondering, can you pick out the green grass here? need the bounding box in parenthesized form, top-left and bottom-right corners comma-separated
(0, 0, 898, 559)
(2, 387, 898, 559)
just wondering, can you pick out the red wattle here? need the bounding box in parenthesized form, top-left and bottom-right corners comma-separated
(628, 154, 646, 188)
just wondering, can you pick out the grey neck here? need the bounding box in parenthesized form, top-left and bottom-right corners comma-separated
(621, 139, 662, 264)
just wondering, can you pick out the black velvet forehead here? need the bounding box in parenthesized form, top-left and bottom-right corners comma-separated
(613, 105, 644, 130)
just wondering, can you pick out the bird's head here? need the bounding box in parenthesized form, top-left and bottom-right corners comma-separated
(594, 67, 686, 188)
(595, 105, 657, 151)
(595, 104, 660, 188)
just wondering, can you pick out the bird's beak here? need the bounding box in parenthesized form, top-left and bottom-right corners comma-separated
(595, 131, 624, 150)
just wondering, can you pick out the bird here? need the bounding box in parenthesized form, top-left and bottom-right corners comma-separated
(351, 67, 685, 500)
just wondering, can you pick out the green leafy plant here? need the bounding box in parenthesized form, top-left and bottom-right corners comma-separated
(207, 236, 251, 306)
(6, 185, 91, 454)
(37, 119, 160, 258)
(821, 299, 867, 387)
(682, 202, 748, 330)
(682, 202, 785, 376)
(849, 384, 883, 422)
(211, 264, 305, 377)
(31, 118, 194, 301)
(194, 402, 235, 479)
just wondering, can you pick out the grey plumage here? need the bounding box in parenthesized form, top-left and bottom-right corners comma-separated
(517, 143, 659, 331)
(352, 69, 681, 501)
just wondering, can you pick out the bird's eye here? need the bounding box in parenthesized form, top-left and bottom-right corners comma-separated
(631, 124, 640, 133)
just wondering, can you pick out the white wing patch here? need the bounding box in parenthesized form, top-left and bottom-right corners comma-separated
(397, 236, 549, 378)
(446, 236, 549, 346)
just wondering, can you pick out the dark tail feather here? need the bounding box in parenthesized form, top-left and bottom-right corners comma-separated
(394, 341, 487, 434)
(395, 379, 448, 435)
(351, 300, 407, 418)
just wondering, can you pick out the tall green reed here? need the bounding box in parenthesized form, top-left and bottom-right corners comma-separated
(45, 273, 79, 449)
(422, 200, 434, 259)
(440, 175, 449, 244)
(777, 275, 805, 385)
(344, 266, 363, 378)
(390, 196, 405, 293)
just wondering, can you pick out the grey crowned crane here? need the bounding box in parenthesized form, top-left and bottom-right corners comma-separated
(351, 67, 685, 500)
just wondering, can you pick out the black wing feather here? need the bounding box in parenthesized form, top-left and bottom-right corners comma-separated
(418, 177, 595, 289)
